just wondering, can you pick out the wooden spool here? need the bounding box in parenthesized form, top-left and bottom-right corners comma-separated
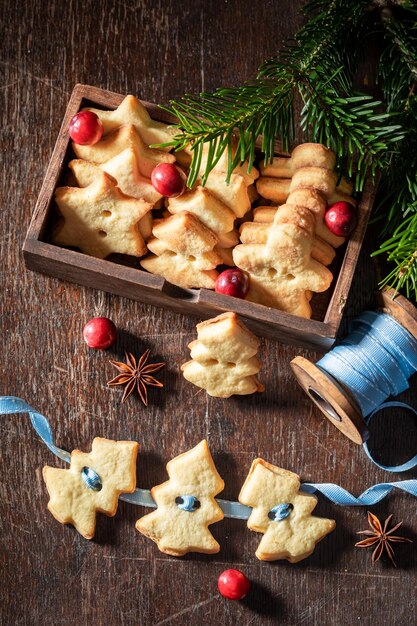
(290, 289, 417, 445)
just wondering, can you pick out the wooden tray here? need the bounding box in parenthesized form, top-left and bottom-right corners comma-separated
(23, 84, 376, 351)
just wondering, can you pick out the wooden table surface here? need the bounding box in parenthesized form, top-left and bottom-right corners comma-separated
(1, 1, 416, 625)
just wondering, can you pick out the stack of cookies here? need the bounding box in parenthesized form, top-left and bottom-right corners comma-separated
(233, 143, 356, 317)
(53, 96, 177, 258)
(147, 141, 259, 273)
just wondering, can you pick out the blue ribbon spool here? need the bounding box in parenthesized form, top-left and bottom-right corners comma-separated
(291, 290, 417, 472)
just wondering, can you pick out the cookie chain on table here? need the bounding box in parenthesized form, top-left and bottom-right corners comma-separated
(1, 397, 416, 556)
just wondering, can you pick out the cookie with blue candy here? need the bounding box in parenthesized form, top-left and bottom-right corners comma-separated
(239, 458, 335, 562)
(43, 437, 139, 539)
(135, 440, 224, 556)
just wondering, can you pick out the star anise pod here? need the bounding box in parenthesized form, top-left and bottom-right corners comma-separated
(107, 350, 165, 405)
(355, 511, 412, 567)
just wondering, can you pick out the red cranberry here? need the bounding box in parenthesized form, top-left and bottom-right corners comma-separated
(69, 111, 103, 145)
(324, 201, 358, 237)
(218, 569, 251, 600)
(151, 163, 186, 197)
(83, 317, 117, 350)
(215, 269, 250, 299)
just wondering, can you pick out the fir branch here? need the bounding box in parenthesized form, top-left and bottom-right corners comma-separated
(160, 0, 402, 190)
(260, 0, 371, 92)
(372, 5, 417, 295)
(160, 76, 295, 187)
(372, 213, 417, 300)
(157, 0, 417, 297)
(298, 74, 403, 189)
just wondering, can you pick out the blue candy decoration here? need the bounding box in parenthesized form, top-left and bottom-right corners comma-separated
(268, 503, 293, 521)
(175, 495, 200, 512)
(81, 467, 103, 491)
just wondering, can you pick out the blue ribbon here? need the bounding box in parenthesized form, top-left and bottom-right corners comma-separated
(1, 396, 416, 518)
(301, 480, 417, 505)
(316, 311, 417, 472)
(362, 402, 417, 472)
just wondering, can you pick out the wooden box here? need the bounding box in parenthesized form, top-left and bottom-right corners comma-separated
(23, 84, 375, 351)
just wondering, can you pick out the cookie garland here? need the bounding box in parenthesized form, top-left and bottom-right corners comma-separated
(1, 397, 416, 563)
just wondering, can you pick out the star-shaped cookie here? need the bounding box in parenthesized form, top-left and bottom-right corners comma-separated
(43, 437, 139, 539)
(69, 147, 162, 205)
(85, 95, 177, 147)
(136, 440, 224, 556)
(239, 459, 335, 562)
(53, 172, 151, 258)
(72, 124, 175, 178)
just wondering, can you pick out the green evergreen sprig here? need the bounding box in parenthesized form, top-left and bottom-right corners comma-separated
(161, 0, 403, 191)
(371, 6, 417, 297)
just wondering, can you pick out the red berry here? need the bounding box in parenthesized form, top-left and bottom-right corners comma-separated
(83, 317, 117, 349)
(215, 269, 250, 299)
(151, 163, 186, 197)
(218, 569, 251, 600)
(69, 111, 103, 145)
(324, 201, 358, 237)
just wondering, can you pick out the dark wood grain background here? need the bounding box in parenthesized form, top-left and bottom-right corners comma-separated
(1, 1, 416, 625)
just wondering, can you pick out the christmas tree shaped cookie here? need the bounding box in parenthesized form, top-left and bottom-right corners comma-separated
(43, 437, 139, 539)
(181, 312, 264, 398)
(257, 143, 354, 207)
(239, 204, 336, 267)
(239, 459, 335, 562)
(140, 211, 222, 288)
(136, 440, 224, 556)
(198, 141, 259, 218)
(233, 205, 333, 317)
(69, 147, 163, 206)
(167, 186, 239, 265)
(85, 94, 177, 147)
